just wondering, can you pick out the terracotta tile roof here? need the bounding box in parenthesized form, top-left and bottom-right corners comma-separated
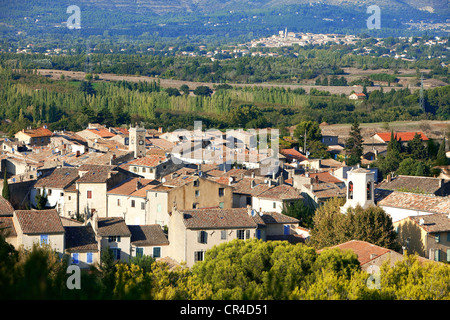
(19, 127, 53, 138)
(259, 211, 300, 224)
(377, 175, 450, 196)
(112, 127, 129, 135)
(305, 182, 347, 199)
(86, 128, 116, 139)
(97, 217, 131, 237)
(15, 209, 64, 234)
(34, 167, 79, 189)
(377, 191, 450, 215)
(0, 216, 16, 237)
(409, 213, 450, 233)
(307, 172, 343, 184)
(163, 175, 198, 188)
(147, 138, 174, 151)
(107, 178, 160, 197)
(322, 240, 391, 266)
(230, 177, 273, 196)
(0, 196, 14, 216)
(129, 225, 169, 246)
(375, 131, 429, 142)
(256, 184, 303, 201)
(280, 148, 308, 162)
(181, 208, 258, 229)
(64, 226, 98, 252)
(77, 164, 118, 183)
(128, 155, 167, 167)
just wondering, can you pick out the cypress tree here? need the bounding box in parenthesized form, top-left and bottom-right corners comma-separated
(2, 171, 10, 201)
(436, 137, 448, 166)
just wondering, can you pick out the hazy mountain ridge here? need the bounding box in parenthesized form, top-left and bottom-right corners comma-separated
(66, 0, 449, 15)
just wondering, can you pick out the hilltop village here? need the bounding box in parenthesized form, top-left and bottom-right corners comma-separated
(0, 122, 449, 269)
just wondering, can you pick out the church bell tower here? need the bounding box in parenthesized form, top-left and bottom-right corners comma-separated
(341, 168, 375, 213)
(129, 125, 146, 158)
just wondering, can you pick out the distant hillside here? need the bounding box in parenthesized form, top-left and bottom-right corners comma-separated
(70, 0, 448, 15)
(0, 0, 448, 41)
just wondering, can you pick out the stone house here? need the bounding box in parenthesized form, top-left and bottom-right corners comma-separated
(12, 209, 65, 255)
(394, 213, 450, 262)
(146, 175, 233, 227)
(168, 207, 259, 267)
(106, 177, 160, 225)
(128, 224, 169, 260)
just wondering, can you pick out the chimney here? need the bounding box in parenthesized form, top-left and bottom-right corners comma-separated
(370, 253, 377, 260)
(247, 204, 252, 216)
(251, 180, 256, 188)
(136, 178, 142, 191)
(387, 174, 391, 182)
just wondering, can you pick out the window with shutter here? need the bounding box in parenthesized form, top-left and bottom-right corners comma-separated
(435, 249, 441, 261)
(86, 252, 93, 264)
(194, 251, 204, 262)
(136, 247, 144, 257)
(198, 231, 207, 244)
(72, 253, 79, 264)
(153, 247, 161, 258)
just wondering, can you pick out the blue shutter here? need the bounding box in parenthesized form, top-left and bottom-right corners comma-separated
(86, 252, 93, 264)
(72, 253, 79, 264)
(256, 229, 261, 240)
(40, 234, 49, 246)
(284, 225, 290, 235)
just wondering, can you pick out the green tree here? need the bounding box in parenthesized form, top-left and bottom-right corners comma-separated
(310, 198, 400, 251)
(34, 188, 49, 210)
(180, 84, 190, 95)
(435, 137, 448, 166)
(2, 170, 10, 202)
(193, 85, 213, 97)
(293, 120, 323, 153)
(344, 120, 364, 165)
(282, 199, 315, 229)
(407, 132, 427, 160)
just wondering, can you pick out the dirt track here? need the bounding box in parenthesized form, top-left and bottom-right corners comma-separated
(37, 68, 424, 95)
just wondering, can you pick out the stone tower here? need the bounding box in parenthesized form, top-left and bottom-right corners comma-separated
(129, 125, 146, 158)
(341, 168, 375, 213)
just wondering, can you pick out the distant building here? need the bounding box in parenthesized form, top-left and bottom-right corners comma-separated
(371, 132, 429, 146)
(15, 127, 53, 147)
(349, 93, 366, 100)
